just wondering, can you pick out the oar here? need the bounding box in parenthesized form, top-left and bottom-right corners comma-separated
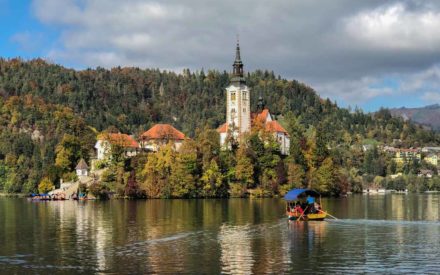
(297, 206, 308, 222)
(319, 210, 338, 220)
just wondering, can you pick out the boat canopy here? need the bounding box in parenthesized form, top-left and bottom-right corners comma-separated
(284, 188, 320, 201)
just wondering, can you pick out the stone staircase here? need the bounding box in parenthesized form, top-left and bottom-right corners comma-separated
(64, 181, 79, 199)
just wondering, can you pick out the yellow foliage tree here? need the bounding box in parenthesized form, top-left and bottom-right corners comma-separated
(38, 177, 54, 194)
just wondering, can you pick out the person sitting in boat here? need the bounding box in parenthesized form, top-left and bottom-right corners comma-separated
(304, 196, 314, 213)
(314, 201, 321, 212)
(301, 201, 308, 213)
(293, 202, 304, 215)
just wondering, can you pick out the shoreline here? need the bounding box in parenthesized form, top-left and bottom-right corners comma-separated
(0, 192, 27, 198)
(1, 191, 440, 200)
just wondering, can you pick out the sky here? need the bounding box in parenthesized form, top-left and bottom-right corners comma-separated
(1, 0, 440, 112)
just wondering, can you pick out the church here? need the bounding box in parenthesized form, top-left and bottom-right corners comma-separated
(217, 41, 290, 155)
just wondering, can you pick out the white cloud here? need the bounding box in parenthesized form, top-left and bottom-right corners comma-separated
(10, 31, 44, 52)
(26, 0, 440, 109)
(400, 65, 440, 93)
(344, 2, 440, 51)
(312, 77, 394, 105)
(422, 92, 440, 103)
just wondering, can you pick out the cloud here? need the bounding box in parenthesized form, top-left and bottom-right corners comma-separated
(10, 31, 44, 52)
(400, 65, 440, 93)
(344, 3, 440, 51)
(422, 92, 440, 103)
(312, 77, 394, 105)
(28, 0, 440, 109)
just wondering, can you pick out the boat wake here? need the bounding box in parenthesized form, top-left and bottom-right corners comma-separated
(328, 218, 440, 227)
(115, 231, 203, 256)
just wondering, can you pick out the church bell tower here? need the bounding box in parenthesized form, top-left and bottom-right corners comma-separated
(226, 39, 251, 139)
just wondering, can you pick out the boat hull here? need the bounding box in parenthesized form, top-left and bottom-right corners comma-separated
(287, 212, 327, 221)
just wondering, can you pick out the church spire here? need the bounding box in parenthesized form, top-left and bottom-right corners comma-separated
(231, 37, 245, 85)
(235, 37, 241, 63)
(258, 94, 265, 111)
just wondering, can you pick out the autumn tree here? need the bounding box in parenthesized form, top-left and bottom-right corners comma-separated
(141, 143, 175, 198)
(38, 177, 54, 194)
(201, 159, 224, 197)
(169, 140, 198, 198)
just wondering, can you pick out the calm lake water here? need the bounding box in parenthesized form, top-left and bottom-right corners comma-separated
(0, 194, 439, 274)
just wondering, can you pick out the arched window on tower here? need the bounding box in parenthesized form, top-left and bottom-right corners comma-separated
(231, 92, 236, 101)
(243, 91, 247, 100)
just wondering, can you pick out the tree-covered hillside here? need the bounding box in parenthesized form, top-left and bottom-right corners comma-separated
(1, 58, 438, 145)
(0, 58, 439, 195)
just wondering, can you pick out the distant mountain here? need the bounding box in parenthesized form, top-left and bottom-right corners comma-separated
(389, 104, 440, 131)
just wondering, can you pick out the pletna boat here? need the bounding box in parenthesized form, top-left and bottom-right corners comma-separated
(284, 188, 327, 221)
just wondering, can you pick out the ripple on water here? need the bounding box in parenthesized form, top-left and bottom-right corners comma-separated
(1, 197, 440, 273)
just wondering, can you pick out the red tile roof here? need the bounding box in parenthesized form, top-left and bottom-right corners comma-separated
(217, 123, 228, 133)
(256, 109, 270, 123)
(141, 124, 186, 140)
(99, 133, 139, 148)
(219, 109, 288, 135)
(265, 121, 288, 134)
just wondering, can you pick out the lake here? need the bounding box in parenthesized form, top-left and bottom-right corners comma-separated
(0, 194, 439, 274)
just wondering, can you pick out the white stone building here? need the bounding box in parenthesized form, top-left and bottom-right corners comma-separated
(75, 158, 89, 177)
(217, 41, 290, 155)
(94, 133, 139, 160)
(139, 124, 186, 152)
(217, 41, 250, 146)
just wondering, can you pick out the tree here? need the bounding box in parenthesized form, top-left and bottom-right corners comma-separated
(125, 171, 144, 198)
(89, 182, 110, 199)
(201, 159, 224, 197)
(311, 158, 336, 195)
(235, 146, 254, 188)
(387, 159, 397, 175)
(287, 162, 306, 188)
(197, 127, 220, 168)
(1, 59, 440, 195)
(141, 143, 175, 198)
(170, 140, 198, 198)
(38, 177, 54, 194)
(55, 134, 82, 175)
(4, 169, 21, 193)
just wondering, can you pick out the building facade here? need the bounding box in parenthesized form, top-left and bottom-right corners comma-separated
(392, 148, 421, 164)
(424, 153, 438, 166)
(75, 158, 89, 177)
(219, 41, 251, 145)
(94, 133, 139, 160)
(218, 41, 290, 155)
(254, 108, 290, 155)
(139, 124, 186, 152)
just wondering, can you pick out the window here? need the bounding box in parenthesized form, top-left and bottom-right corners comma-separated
(231, 92, 236, 101)
(231, 108, 236, 113)
(243, 92, 247, 100)
(243, 108, 246, 112)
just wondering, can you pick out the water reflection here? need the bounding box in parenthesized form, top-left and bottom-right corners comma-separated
(0, 195, 439, 273)
(219, 224, 254, 274)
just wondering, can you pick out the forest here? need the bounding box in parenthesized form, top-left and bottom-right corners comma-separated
(0, 58, 439, 197)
